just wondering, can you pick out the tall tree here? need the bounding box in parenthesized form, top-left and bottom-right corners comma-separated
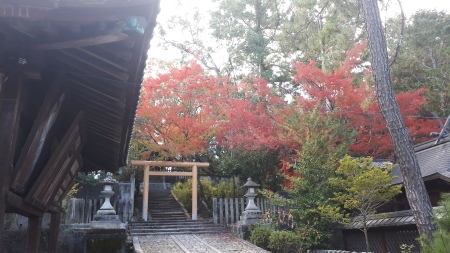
(210, 0, 288, 81)
(278, 109, 354, 249)
(388, 11, 450, 116)
(278, 0, 364, 72)
(136, 62, 229, 160)
(292, 43, 438, 158)
(361, 0, 435, 239)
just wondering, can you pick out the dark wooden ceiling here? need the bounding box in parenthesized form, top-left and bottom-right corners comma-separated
(0, 0, 160, 172)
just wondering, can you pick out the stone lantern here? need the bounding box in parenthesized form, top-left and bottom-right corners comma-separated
(96, 172, 118, 215)
(91, 172, 123, 229)
(239, 178, 262, 225)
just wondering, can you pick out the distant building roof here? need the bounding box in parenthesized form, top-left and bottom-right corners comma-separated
(342, 207, 441, 230)
(391, 137, 450, 184)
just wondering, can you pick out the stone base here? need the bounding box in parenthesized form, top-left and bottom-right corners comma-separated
(91, 215, 123, 229)
(229, 224, 252, 239)
(239, 210, 262, 225)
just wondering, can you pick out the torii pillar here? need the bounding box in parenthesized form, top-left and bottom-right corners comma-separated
(131, 161, 210, 221)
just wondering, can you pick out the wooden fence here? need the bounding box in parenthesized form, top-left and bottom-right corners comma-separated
(212, 197, 294, 227)
(63, 177, 135, 224)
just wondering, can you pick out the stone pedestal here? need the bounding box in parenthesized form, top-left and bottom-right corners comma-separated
(91, 215, 123, 229)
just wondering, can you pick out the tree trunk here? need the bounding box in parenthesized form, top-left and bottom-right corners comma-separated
(360, 0, 436, 240)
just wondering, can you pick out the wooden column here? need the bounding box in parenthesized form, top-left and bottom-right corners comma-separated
(25, 216, 42, 253)
(142, 164, 149, 221)
(48, 212, 61, 253)
(0, 74, 23, 251)
(192, 165, 198, 220)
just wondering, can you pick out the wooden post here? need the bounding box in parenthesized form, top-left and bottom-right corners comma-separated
(142, 165, 149, 221)
(230, 198, 234, 224)
(213, 198, 218, 224)
(235, 198, 239, 221)
(192, 165, 198, 220)
(0, 74, 22, 251)
(48, 212, 61, 253)
(25, 216, 42, 253)
(224, 198, 229, 225)
(219, 198, 224, 224)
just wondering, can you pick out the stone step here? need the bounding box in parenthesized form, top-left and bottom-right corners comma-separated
(131, 220, 213, 225)
(129, 220, 226, 235)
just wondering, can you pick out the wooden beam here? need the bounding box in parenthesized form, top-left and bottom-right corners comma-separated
(76, 48, 129, 72)
(34, 32, 129, 50)
(6, 191, 43, 217)
(131, 160, 210, 168)
(11, 78, 65, 194)
(0, 73, 23, 252)
(47, 212, 61, 253)
(25, 112, 85, 211)
(147, 171, 194, 177)
(25, 216, 42, 253)
(57, 49, 129, 81)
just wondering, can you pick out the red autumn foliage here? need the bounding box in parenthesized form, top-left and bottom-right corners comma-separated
(292, 42, 439, 158)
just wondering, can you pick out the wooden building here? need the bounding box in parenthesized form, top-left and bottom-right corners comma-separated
(0, 0, 160, 251)
(341, 137, 450, 253)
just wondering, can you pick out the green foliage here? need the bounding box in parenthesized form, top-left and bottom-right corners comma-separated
(389, 10, 450, 115)
(172, 179, 194, 211)
(323, 155, 402, 252)
(172, 178, 244, 214)
(76, 172, 101, 186)
(214, 149, 284, 192)
(328, 156, 402, 216)
(419, 193, 450, 253)
(250, 225, 274, 250)
(268, 230, 302, 253)
(277, 109, 353, 248)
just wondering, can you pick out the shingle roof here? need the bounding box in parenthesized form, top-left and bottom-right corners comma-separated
(391, 137, 450, 184)
(342, 207, 441, 230)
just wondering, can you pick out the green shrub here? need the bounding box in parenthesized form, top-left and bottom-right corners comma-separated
(250, 225, 273, 250)
(419, 193, 450, 253)
(172, 178, 245, 214)
(172, 179, 193, 211)
(268, 230, 301, 253)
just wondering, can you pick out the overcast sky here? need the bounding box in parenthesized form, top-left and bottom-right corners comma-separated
(148, 0, 450, 63)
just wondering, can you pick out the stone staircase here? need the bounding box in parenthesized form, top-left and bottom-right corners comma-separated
(129, 219, 226, 235)
(148, 189, 188, 220)
(130, 188, 226, 235)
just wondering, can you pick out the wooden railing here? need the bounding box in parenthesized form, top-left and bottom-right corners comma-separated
(212, 197, 294, 227)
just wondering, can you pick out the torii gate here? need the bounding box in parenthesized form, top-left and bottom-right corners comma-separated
(131, 160, 210, 221)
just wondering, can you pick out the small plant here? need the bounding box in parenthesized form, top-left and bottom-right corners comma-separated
(400, 244, 415, 253)
(250, 225, 273, 250)
(268, 230, 301, 253)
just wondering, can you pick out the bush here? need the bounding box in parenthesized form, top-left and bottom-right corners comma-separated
(419, 193, 450, 253)
(250, 225, 274, 250)
(268, 230, 301, 253)
(172, 178, 245, 216)
(172, 179, 193, 211)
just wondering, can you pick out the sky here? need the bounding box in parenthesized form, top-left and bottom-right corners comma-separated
(148, 0, 450, 64)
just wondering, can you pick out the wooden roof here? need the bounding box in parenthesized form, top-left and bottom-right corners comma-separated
(0, 0, 160, 172)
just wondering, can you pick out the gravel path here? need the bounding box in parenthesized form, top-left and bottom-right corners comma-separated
(134, 233, 269, 253)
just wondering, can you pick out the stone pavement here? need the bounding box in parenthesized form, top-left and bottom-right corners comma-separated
(133, 233, 269, 253)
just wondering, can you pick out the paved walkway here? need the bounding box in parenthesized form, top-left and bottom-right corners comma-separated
(133, 233, 269, 253)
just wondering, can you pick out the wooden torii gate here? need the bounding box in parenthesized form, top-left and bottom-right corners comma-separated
(131, 161, 210, 221)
